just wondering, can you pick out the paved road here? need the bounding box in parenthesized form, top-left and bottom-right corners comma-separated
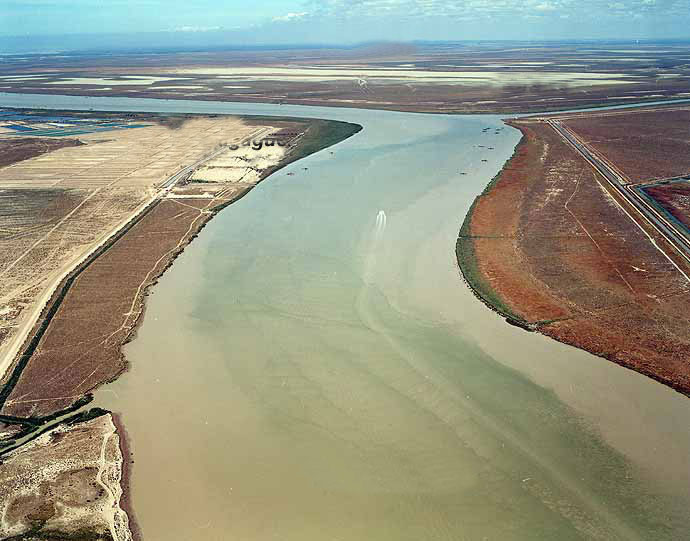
(548, 119, 690, 273)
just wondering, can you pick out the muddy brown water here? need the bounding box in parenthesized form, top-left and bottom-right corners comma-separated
(2, 94, 690, 540)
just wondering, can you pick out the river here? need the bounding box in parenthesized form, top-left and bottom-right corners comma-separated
(2, 93, 689, 540)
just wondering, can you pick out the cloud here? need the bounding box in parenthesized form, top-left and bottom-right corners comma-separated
(296, 0, 686, 21)
(172, 25, 222, 32)
(272, 12, 309, 23)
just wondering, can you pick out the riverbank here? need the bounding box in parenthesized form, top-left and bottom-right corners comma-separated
(0, 113, 361, 540)
(5, 87, 690, 117)
(92, 103, 690, 540)
(111, 412, 140, 541)
(0, 114, 361, 418)
(457, 117, 690, 397)
(456, 134, 533, 331)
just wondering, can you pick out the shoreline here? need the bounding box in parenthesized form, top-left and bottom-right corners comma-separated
(0, 114, 362, 539)
(3, 87, 690, 116)
(456, 132, 534, 332)
(104, 120, 361, 538)
(111, 412, 141, 541)
(0, 115, 362, 415)
(3, 96, 689, 539)
(457, 118, 690, 398)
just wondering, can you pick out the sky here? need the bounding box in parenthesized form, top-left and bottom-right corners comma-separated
(1, 0, 689, 50)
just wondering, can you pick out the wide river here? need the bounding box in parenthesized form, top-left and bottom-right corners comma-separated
(3, 94, 690, 540)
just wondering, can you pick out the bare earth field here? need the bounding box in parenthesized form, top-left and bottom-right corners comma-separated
(3, 42, 690, 113)
(0, 138, 83, 169)
(458, 113, 690, 396)
(0, 114, 264, 379)
(0, 411, 131, 540)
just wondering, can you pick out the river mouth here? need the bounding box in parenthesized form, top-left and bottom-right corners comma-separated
(3, 94, 689, 540)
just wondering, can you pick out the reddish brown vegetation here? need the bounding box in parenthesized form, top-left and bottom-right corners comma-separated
(461, 119, 690, 396)
(643, 182, 690, 232)
(0, 138, 83, 169)
(1, 198, 217, 418)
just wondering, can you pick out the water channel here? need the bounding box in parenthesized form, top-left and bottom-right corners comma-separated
(2, 93, 689, 540)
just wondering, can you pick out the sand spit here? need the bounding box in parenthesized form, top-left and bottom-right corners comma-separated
(0, 412, 133, 541)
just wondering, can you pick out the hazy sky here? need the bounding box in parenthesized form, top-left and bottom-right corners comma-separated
(1, 0, 689, 45)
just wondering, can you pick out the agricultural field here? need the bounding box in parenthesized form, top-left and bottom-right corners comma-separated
(0, 111, 359, 420)
(0, 112, 268, 385)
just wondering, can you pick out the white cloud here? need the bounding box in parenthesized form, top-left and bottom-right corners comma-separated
(172, 25, 222, 32)
(272, 12, 309, 22)
(285, 0, 688, 22)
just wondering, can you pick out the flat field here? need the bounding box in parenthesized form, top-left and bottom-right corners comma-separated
(0, 137, 83, 168)
(0, 114, 262, 374)
(3, 42, 690, 113)
(562, 107, 690, 182)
